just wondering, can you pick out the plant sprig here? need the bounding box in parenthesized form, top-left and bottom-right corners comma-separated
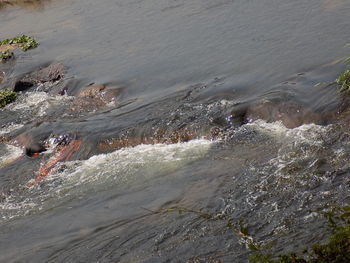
(0, 50, 14, 61)
(0, 90, 17, 108)
(336, 70, 350, 93)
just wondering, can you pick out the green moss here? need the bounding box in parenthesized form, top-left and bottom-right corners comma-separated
(0, 50, 14, 61)
(249, 206, 350, 263)
(0, 90, 17, 108)
(336, 70, 350, 93)
(0, 35, 39, 51)
(311, 225, 350, 262)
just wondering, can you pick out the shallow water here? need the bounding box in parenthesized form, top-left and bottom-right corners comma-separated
(1, 0, 350, 262)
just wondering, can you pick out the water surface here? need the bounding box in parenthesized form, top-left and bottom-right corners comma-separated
(1, 0, 350, 262)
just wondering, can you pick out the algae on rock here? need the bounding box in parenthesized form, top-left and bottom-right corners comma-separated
(0, 35, 39, 51)
(0, 90, 17, 108)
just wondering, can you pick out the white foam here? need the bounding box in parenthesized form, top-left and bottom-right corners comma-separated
(223, 120, 336, 226)
(1, 139, 213, 221)
(245, 119, 288, 135)
(0, 144, 22, 168)
(0, 195, 37, 220)
(9, 92, 72, 117)
(0, 123, 24, 136)
(48, 139, 213, 191)
(244, 120, 331, 146)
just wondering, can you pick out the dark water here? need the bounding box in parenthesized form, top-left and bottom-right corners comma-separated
(1, 0, 350, 262)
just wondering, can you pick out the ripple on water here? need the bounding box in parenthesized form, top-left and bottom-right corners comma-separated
(8, 92, 73, 117)
(220, 120, 350, 254)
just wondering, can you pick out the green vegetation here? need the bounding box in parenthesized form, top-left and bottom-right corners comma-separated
(0, 50, 14, 61)
(0, 35, 39, 51)
(249, 206, 350, 263)
(0, 90, 17, 108)
(336, 70, 350, 93)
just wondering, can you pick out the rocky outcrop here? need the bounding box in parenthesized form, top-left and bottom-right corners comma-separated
(13, 63, 66, 92)
(244, 100, 324, 128)
(70, 84, 122, 113)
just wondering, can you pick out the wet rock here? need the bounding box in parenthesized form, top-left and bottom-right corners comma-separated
(13, 63, 66, 92)
(71, 97, 107, 113)
(15, 133, 46, 156)
(77, 84, 106, 98)
(26, 133, 82, 187)
(97, 127, 204, 153)
(13, 80, 34, 92)
(229, 103, 250, 126)
(77, 84, 122, 102)
(0, 135, 10, 143)
(244, 100, 324, 128)
(25, 142, 46, 157)
(30, 63, 65, 83)
(71, 84, 122, 112)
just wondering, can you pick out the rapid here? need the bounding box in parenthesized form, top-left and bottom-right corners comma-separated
(1, 0, 350, 262)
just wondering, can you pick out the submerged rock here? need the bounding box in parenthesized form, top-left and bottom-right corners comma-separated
(77, 84, 106, 98)
(76, 84, 122, 102)
(27, 137, 82, 187)
(244, 100, 324, 128)
(71, 84, 122, 112)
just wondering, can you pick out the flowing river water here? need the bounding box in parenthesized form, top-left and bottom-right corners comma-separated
(1, 0, 350, 262)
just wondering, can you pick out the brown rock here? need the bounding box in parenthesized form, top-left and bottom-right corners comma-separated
(97, 127, 201, 153)
(72, 84, 122, 112)
(29, 63, 66, 83)
(13, 63, 66, 92)
(77, 85, 106, 98)
(71, 97, 107, 113)
(0, 44, 16, 53)
(245, 101, 323, 128)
